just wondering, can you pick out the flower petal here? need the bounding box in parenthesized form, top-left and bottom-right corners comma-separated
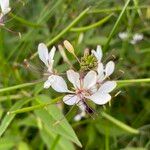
(49, 46, 56, 61)
(67, 70, 80, 88)
(97, 63, 105, 82)
(105, 61, 115, 77)
(51, 75, 70, 93)
(96, 45, 103, 61)
(98, 81, 117, 93)
(38, 43, 49, 67)
(87, 92, 111, 105)
(63, 94, 79, 105)
(0, 0, 11, 15)
(43, 80, 51, 89)
(92, 45, 102, 61)
(83, 71, 97, 89)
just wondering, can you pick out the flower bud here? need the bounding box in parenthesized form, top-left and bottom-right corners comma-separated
(63, 40, 75, 54)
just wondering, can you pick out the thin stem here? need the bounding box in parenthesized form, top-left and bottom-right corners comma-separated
(8, 96, 63, 114)
(70, 13, 113, 32)
(30, 7, 90, 59)
(104, 0, 131, 51)
(0, 81, 41, 93)
(9, 13, 42, 28)
(46, 7, 89, 46)
(89, 5, 148, 14)
(101, 112, 139, 134)
(117, 78, 150, 84)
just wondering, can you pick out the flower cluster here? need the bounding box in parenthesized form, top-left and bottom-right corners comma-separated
(38, 41, 117, 117)
(0, 0, 11, 25)
(118, 32, 143, 45)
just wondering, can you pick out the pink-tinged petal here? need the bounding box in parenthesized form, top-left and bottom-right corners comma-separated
(38, 43, 49, 67)
(51, 75, 70, 93)
(63, 94, 79, 105)
(67, 70, 80, 88)
(87, 92, 111, 105)
(98, 81, 117, 93)
(105, 61, 115, 77)
(43, 80, 51, 89)
(49, 46, 56, 61)
(83, 71, 97, 89)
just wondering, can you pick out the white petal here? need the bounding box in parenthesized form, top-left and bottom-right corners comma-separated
(49, 46, 56, 61)
(74, 114, 82, 121)
(63, 94, 79, 105)
(97, 63, 104, 75)
(67, 70, 80, 88)
(83, 71, 97, 89)
(96, 45, 103, 61)
(105, 61, 115, 77)
(98, 81, 117, 93)
(51, 75, 70, 93)
(43, 80, 51, 89)
(92, 45, 103, 61)
(38, 43, 49, 67)
(87, 92, 111, 105)
(0, 0, 11, 15)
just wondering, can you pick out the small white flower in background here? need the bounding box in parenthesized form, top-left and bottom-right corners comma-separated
(118, 31, 143, 44)
(38, 43, 70, 92)
(118, 32, 128, 40)
(130, 33, 143, 45)
(74, 101, 86, 121)
(0, 0, 11, 22)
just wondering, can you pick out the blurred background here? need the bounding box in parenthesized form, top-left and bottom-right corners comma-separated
(0, 0, 150, 149)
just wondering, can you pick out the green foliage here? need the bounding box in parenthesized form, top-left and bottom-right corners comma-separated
(0, 0, 150, 149)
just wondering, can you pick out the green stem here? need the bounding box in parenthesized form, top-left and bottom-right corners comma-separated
(10, 13, 42, 28)
(9, 96, 63, 114)
(89, 5, 148, 13)
(104, 0, 131, 51)
(0, 81, 40, 93)
(30, 7, 90, 59)
(117, 78, 150, 84)
(70, 13, 113, 32)
(51, 135, 61, 150)
(46, 7, 89, 46)
(101, 112, 139, 134)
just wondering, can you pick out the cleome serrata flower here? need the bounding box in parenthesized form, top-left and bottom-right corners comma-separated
(38, 41, 117, 118)
(38, 43, 70, 93)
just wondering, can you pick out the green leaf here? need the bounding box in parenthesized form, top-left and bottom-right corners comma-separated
(0, 137, 16, 150)
(34, 95, 82, 147)
(0, 99, 31, 137)
(40, 126, 75, 150)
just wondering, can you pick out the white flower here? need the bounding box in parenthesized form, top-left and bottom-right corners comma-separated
(97, 61, 115, 83)
(38, 43, 70, 92)
(0, 0, 11, 17)
(63, 70, 97, 105)
(38, 43, 56, 73)
(130, 33, 143, 45)
(92, 45, 102, 62)
(62, 69, 116, 106)
(118, 32, 128, 40)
